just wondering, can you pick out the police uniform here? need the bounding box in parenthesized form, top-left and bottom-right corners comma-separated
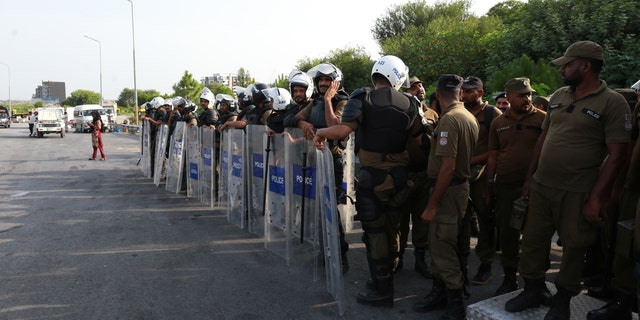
(588, 100, 640, 319)
(398, 99, 438, 276)
(466, 99, 502, 285)
(486, 79, 545, 295)
(198, 107, 218, 127)
(341, 85, 422, 306)
(511, 79, 630, 310)
(427, 100, 478, 290)
(297, 91, 350, 259)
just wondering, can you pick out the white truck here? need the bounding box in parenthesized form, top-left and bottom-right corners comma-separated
(35, 105, 65, 138)
(102, 101, 117, 125)
(74, 104, 108, 133)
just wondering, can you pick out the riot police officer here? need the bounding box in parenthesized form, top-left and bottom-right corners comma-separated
(314, 55, 423, 307)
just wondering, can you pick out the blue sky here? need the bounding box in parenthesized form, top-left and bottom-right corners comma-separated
(0, 0, 504, 101)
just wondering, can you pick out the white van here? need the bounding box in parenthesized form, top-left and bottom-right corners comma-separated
(35, 106, 65, 138)
(74, 104, 108, 133)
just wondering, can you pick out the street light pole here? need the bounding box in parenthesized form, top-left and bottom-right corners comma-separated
(83, 35, 103, 107)
(0, 62, 11, 117)
(127, 0, 138, 125)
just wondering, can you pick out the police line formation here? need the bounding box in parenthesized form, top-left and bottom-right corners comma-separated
(136, 40, 640, 320)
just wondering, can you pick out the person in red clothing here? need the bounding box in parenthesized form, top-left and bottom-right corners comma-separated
(88, 110, 106, 161)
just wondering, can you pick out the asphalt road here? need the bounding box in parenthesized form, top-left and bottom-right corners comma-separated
(0, 122, 562, 320)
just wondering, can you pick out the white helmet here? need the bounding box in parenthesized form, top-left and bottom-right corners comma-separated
(288, 70, 314, 99)
(632, 79, 640, 93)
(148, 96, 165, 110)
(307, 62, 343, 91)
(215, 93, 236, 111)
(200, 87, 214, 103)
(262, 87, 292, 111)
(371, 55, 409, 91)
(162, 97, 173, 110)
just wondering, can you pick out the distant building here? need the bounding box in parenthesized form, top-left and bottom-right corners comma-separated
(32, 81, 66, 103)
(200, 73, 235, 88)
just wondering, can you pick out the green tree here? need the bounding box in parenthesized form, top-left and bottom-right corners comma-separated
(172, 70, 202, 103)
(372, 0, 472, 45)
(116, 88, 135, 108)
(271, 74, 288, 89)
(205, 82, 235, 96)
(62, 89, 100, 106)
(34, 101, 43, 109)
(381, 13, 501, 89)
(235, 68, 253, 88)
(486, 54, 562, 97)
(486, 0, 640, 88)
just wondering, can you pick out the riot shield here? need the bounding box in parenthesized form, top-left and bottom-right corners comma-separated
(218, 130, 230, 208)
(153, 124, 169, 187)
(165, 122, 186, 194)
(140, 120, 152, 178)
(227, 127, 246, 229)
(338, 132, 356, 232)
(200, 126, 216, 207)
(317, 147, 347, 316)
(185, 125, 201, 199)
(284, 128, 322, 279)
(264, 132, 288, 259)
(246, 125, 267, 237)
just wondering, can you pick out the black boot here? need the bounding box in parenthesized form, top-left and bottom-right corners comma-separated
(544, 284, 575, 320)
(440, 288, 465, 320)
(494, 267, 519, 296)
(414, 248, 433, 279)
(505, 277, 546, 312)
(472, 263, 493, 285)
(413, 277, 447, 312)
(586, 293, 633, 320)
(357, 276, 393, 308)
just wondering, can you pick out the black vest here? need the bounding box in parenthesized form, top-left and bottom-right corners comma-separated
(355, 87, 417, 154)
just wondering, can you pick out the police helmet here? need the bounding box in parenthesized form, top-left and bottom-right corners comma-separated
(308, 62, 343, 90)
(172, 96, 187, 109)
(288, 70, 314, 100)
(371, 55, 410, 91)
(247, 83, 271, 105)
(184, 101, 198, 114)
(215, 93, 236, 112)
(200, 87, 214, 104)
(148, 96, 164, 110)
(262, 87, 292, 111)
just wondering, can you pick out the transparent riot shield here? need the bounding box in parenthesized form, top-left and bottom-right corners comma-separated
(264, 132, 288, 259)
(185, 125, 201, 199)
(227, 127, 246, 229)
(218, 130, 230, 208)
(246, 125, 267, 237)
(140, 120, 152, 178)
(200, 126, 216, 207)
(338, 131, 356, 232)
(166, 122, 186, 194)
(317, 147, 346, 316)
(153, 124, 169, 187)
(284, 128, 321, 279)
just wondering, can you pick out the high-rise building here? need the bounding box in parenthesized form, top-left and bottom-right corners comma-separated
(33, 81, 66, 103)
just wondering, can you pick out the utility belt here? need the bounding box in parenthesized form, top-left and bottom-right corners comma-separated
(427, 177, 468, 187)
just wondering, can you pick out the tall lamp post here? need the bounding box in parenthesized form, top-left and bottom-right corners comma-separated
(0, 62, 10, 117)
(83, 35, 103, 107)
(126, 0, 138, 125)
